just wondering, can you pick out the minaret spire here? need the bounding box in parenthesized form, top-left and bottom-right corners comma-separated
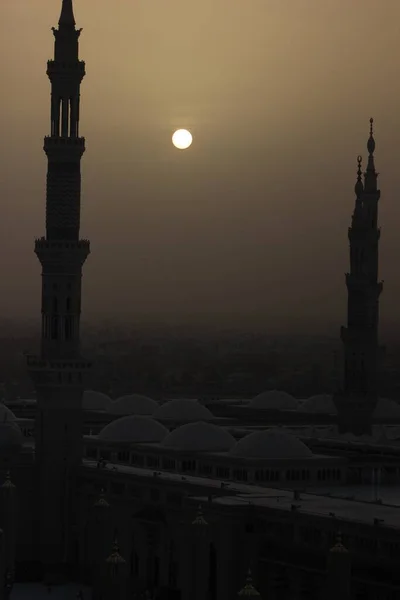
(364, 117, 378, 193)
(334, 119, 383, 435)
(59, 0, 76, 27)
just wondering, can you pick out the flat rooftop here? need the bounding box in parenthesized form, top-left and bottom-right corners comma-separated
(82, 459, 400, 530)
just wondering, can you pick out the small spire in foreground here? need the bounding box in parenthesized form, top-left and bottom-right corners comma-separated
(94, 489, 109, 508)
(2, 471, 15, 489)
(330, 531, 348, 553)
(192, 504, 208, 526)
(59, 0, 76, 27)
(106, 539, 126, 565)
(238, 570, 260, 597)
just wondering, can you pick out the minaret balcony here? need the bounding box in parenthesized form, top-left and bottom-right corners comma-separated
(44, 136, 85, 160)
(47, 59, 85, 79)
(34, 238, 90, 268)
(44, 136, 85, 148)
(27, 356, 91, 370)
(27, 355, 91, 389)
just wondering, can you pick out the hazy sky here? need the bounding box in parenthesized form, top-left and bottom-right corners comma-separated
(1, 0, 400, 332)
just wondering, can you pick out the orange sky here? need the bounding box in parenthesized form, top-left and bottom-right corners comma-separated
(0, 0, 400, 331)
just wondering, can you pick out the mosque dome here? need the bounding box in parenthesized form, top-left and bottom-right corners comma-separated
(374, 398, 400, 419)
(0, 404, 17, 422)
(162, 422, 235, 453)
(153, 399, 213, 422)
(230, 428, 313, 460)
(83, 390, 112, 412)
(301, 394, 336, 414)
(98, 415, 168, 444)
(110, 394, 158, 416)
(0, 420, 23, 456)
(249, 390, 297, 411)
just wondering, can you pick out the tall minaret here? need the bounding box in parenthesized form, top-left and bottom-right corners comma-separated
(334, 119, 383, 435)
(27, 0, 90, 578)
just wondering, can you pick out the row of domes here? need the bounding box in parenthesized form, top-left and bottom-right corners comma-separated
(83, 391, 214, 420)
(97, 415, 312, 459)
(80, 390, 400, 420)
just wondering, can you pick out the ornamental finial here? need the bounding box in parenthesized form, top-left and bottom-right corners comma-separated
(354, 155, 363, 198)
(59, 0, 76, 27)
(367, 117, 375, 156)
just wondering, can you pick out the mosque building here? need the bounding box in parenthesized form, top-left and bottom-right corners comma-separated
(1, 1, 400, 599)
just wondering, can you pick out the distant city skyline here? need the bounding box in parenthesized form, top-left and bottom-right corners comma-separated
(1, 0, 400, 331)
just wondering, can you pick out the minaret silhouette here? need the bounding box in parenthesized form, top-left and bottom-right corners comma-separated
(334, 119, 383, 435)
(26, 0, 91, 580)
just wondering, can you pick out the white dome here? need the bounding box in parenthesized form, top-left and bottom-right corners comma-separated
(230, 428, 313, 459)
(98, 415, 168, 444)
(153, 399, 213, 422)
(374, 398, 400, 419)
(162, 422, 235, 453)
(301, 394, 336, 414)
(0, 404, 17, 422)
(83, 390, 112, 412)
(110, 394, 158, 416)
(249, 390, 297, 410)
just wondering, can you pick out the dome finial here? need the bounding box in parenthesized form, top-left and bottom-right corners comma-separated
(59, 0, 76, 28)
(354, 155, 364, 198)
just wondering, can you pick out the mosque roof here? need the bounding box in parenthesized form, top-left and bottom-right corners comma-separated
(374, 398, 400, 419)
(0, 420, 23, 455)
(249, 390, 297, 410)
(97, 415, 168, 444)
(299, 395, 400, 420)
(301, 394, 336, 414)
(0, 404, 17, 422)
(230, 428, 313, 460)
(153, 399, 213, 422)
(110, 394, 158, 416)
(162, 421, 236, 453)
(82, 458, 400, 530)
(83, 390, 112, 412)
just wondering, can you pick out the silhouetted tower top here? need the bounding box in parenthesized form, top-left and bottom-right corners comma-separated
(52, 0, 82, 63)
(59, 0, 76, 27)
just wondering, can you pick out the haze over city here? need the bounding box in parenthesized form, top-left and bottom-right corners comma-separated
(1, 0, 400, 333)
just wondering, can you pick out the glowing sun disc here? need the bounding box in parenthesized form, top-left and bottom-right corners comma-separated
(172, 129, 193, 150)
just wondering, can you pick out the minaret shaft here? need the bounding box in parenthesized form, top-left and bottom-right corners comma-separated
(27, 0, 90, 576)
(334, 121, 382, 435)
